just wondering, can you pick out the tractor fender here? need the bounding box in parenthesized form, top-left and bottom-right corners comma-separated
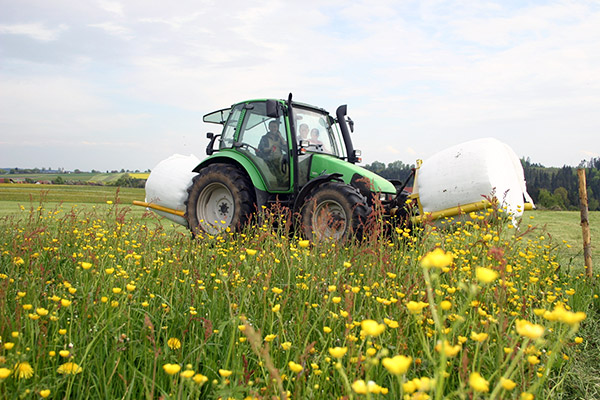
(293, 173, 344, 213)
(192, 153, 270, 206)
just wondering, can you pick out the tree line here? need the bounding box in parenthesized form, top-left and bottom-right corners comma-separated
(363, 158, 600, 211)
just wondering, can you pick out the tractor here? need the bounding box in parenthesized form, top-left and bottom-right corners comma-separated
(183, 94, 408, 240)
(136, 94, 533, 240)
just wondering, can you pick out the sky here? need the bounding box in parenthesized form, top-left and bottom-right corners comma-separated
(1, 0, 599, 172)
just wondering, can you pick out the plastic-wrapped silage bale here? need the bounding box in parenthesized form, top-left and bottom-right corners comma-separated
(415, 138, 533, 219)
(144, 154, 200, 226)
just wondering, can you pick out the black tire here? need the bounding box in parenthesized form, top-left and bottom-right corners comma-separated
(301, 182, 372, 241)
(185, 164, 255, 235)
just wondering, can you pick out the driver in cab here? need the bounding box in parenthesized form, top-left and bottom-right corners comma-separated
(257, 120, 287, 183)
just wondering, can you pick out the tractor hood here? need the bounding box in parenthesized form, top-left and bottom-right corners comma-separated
(309, 154, 396, 194)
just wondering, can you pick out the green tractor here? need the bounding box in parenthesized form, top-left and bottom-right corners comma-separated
(183, 94, 409, 240)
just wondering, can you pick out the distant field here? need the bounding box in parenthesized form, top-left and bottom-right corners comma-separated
(0, 183, 144, 205)
(0, 171, 148, 183)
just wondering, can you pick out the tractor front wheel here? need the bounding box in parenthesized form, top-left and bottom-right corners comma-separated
(185, 164, 255, 235)
(301, 182, 371, 241)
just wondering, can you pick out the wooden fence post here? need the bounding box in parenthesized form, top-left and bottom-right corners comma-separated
(577, 168, 593, 278)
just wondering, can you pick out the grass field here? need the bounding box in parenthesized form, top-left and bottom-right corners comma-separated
(0, 172, 149, 184)
(1, 185, 599, 399)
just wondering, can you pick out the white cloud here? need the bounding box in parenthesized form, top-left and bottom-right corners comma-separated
(0, 22, 68, 41)
(89, 22, 134, 39)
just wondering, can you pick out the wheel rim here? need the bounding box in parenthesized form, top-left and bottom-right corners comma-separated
(312, 199, 347, 240)
(196, 182, 235, 234)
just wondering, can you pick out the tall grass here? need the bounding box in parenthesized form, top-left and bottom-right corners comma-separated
(0, 201, 598, 399)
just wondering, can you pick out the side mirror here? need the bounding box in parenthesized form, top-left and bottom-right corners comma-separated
(266, 100, 282, 118)
(206, 132, 220, 156)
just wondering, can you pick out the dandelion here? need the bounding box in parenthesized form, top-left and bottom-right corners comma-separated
(57, 363, 82, 375)
(469, 372, 489, 392)
(382, 355, 412, 375)
(162, 364, 181, 375)
(0, 368, 11, 379)
(14, 362, 34, 379)
(420, 248, 453, 269)
(288, 361, 303, 373)
(361, 319, 385, 337)
(167, 337, 181, 350)
(328, 347, 348, 359)
(476, 267, 499, 284)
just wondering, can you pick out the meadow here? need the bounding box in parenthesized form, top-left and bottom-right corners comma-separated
(0, 186, 599, 399)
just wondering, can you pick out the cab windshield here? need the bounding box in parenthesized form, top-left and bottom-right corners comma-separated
(293, 107, 345, 158)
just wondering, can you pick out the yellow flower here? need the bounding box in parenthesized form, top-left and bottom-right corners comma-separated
(59, 350, 70, 358)
(298, 240, 310, 248)
(328, 347, 348, 359)
(332, 297, 342, 304)
(440, 300, 452, 310)
(527, 355, 540, 365)
(470, 331, 489, 342)
(574, 337, 584, 344)
(521, 392, 534, 400)
(264, 334, 276, 342)
(288, 361, 303, 373)
(382, 355, 412, 375)
(59, 329, 67, 335)
(219, 369, 232, 378)
(281, 342, 292, 351)
(105, 267, 115, 274)
(245, 249, 257, 256)
(81, 262, 92, 270)
(352, 379, 368, 394)
(501, 377, 517, 390)
(60, 299, 72, 307)
(36, 307, 49, 316)
(406, 301, 429, 314)
(476, 267, 499, 284)
(420, 248, 453, 269)
(323, 326, 332, 333)
(57, 362, 82, 375)
(435, 340, 461, 357)
(361, 319, 385, 337)
(271, 287, 283, 294)
(14, 362, 34, 379)
(4, 342, 15, 350)
(0, 368, 11, 379)
(112, 287, 122, 294)
(469, 372, 489, 392)
(163, 364, 181, 375)
(193, 373, 208, 384)
(126, 284, 136, 292)
(515, 319, 545, 339)
(180, 369, 195, 378)
(39, 389, 51, 398)
(167, 338, 181, 350)
(272, 304, 281, 312)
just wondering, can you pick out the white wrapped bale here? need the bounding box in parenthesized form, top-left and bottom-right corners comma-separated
(416, 138, 533, 218)
(145, 154, 201, 226)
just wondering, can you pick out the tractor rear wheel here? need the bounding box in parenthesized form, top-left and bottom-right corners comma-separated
(301, 182, 371, 241)
(185, 164, 255, 235)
